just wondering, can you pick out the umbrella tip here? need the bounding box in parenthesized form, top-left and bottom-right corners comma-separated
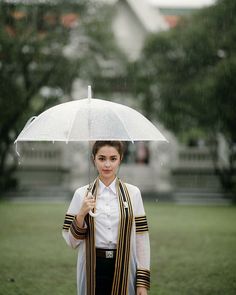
(88, 85, 92, 100)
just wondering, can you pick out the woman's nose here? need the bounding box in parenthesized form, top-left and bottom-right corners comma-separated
(105, 160, 110, 167)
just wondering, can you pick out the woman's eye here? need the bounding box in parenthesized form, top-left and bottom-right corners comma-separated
(111, 158, 117, 161)
(98, 157, 105, 161)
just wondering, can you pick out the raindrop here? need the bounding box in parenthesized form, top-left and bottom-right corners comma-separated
(217, 49, 226, 58)
(22, 45, 30, 54)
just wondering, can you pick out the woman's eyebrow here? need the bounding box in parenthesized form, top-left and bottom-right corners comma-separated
(97, 154, 118, 158)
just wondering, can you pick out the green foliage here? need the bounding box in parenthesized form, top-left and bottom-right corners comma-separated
(135, 0, 236, 141)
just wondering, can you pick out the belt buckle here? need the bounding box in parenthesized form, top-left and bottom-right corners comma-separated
(105, 250, 113, 259)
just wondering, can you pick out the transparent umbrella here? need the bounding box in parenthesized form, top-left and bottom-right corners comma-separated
(15, 86, 167, 143)
(15, 86, 167, 216)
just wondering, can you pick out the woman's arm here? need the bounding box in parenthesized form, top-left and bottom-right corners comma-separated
(62, 188, 95, 249)
(134, 187, 151, 292)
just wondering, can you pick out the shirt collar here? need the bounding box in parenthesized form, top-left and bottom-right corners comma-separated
(98, 177, 117, 195)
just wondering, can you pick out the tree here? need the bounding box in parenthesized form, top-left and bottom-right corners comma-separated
(0, 0, 127, 193)
(133, 0, 236, 197)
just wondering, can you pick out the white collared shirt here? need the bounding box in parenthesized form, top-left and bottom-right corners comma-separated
(94, 178, 119, 249)
(63, 180, 151, 294)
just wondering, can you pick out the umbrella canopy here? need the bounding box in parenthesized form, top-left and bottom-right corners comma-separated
(15, 95, 167, 143)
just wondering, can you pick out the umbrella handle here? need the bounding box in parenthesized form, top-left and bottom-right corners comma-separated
(87, 191, 103, 218)
(89, 210, 102, 218)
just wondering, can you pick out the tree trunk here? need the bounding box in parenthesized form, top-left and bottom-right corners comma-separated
(0, 140, 18, 194)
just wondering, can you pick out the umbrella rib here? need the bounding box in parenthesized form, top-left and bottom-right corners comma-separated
(110, 107, 134, 142)
(66, 108, 79, 143)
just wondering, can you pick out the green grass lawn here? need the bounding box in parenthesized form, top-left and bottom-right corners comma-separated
(0, 201, 236, 295)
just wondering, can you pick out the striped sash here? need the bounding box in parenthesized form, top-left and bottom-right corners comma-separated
(85, 179, 98, 295)
(85, 178, 134, 295)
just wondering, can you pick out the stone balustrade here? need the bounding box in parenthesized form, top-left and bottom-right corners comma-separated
(173, 146, 215, 170)
(15, 142, 70, 190)
(18, 142, 62, 168)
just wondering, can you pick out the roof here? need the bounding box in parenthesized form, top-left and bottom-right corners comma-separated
(148, 0, 216, 9)
(126, 0, 168, 32)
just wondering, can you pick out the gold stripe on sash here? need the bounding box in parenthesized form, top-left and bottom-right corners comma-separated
(85, 179, 98, 295)
(135, 215, 149, 233)
(111, 180, 133, 295)
(70, 219, 87, 240)
(136, 269, 150, 289)
(63, 214, 87, 239)
(62, 214, 75, 231)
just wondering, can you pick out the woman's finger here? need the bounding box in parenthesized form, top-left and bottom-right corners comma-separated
(87, 192, 94, 199)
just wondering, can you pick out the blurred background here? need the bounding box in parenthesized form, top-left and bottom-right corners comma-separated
(0, 0, 235, 204)
(0, 1, 236, 295)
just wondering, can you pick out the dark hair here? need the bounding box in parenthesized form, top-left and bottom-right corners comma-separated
(92, 141, 124, 159)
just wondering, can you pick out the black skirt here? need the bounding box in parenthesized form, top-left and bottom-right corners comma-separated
(95, 249, 116, 295)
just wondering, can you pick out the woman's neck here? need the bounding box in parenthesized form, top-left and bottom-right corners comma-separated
(99, 176, 116, 187)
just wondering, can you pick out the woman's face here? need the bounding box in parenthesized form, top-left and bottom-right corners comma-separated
(93, 145, 121, 183)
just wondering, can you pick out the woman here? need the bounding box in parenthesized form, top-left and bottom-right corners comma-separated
(62, 141, 150, 295)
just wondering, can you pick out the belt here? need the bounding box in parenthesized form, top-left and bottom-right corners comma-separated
(96, 248, 117, 259)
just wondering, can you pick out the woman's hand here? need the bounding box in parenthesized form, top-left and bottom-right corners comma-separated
(137, 287, 148, 295)
(79, 192, 96, 217)
(76, 192, 96, 227)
